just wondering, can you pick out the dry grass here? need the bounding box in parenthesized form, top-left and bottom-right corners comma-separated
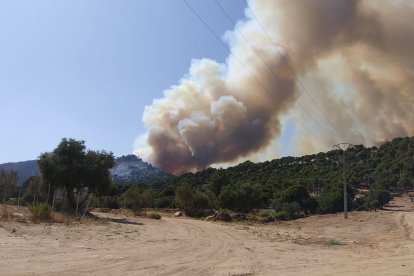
(1, 206, 14, 221)
(29, 203, 52, 223)
(146, 212, 162, 220)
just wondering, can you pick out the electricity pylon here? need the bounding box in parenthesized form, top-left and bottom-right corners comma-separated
(333, 143, 354, 219)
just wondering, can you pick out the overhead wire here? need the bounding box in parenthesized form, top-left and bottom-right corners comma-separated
(183, 0, 333, 150)
(244, 2, 348, 142)
(213, 0, 336, 141)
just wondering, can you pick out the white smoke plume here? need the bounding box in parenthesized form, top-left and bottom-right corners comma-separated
(136, 0, 414, 174)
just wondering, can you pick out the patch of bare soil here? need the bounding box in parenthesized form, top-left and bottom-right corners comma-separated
(1, 195, 413, 276)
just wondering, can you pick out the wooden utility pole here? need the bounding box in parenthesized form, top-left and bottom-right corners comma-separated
(333, 143, 354, 219)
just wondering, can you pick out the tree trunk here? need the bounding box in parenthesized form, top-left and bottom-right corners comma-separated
(65, 184, 76, 210)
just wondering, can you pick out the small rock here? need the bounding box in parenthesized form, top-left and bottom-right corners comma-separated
(214, 211, 232, 222)
(12, 213, 24, 218)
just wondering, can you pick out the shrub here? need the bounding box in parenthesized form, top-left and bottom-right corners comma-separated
(146, 212, 161, 220)
(365, 189, 392, 209)
(303, 197, 319, 214)
(123, 187, 142, 212)
(95, 196, 120, 209)
(365, 199, 380, 211)
(274, 210, 289, 221)
(272, 198, 283, 212)
(272, 200, 301, 220)
(318, 188, 344, 214)
(374, 189, 392, 207)
(155, 196, 173, 208)
(257, 211, 275, 223)
(1, 206, 13, 221)
(175, 184, 215, 217)
(218, 182, 263, 212)
(326, 239, 345, 246)
(281, 202, 301, 220)
(29, 203, 52, 222)
(279, 185, 310, 205)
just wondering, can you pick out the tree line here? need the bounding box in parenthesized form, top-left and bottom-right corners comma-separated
(3, 136, 413, 219)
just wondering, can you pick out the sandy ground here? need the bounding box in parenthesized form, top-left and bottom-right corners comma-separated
(1, 195, 414, 276)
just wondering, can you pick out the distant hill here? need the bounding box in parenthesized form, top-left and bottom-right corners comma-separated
(110, 155, 171, 184)
(0, 154, 171, 185)
(156, 136, 414, 197)
(0, 160, 40, 185)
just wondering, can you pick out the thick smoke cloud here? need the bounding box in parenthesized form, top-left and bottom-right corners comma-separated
(137, 0, 414, 174)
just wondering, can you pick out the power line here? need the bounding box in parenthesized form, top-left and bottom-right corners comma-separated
(183, 0, 332, 150)
(213, 0, 334, 140)
(245, 3, 347, 142)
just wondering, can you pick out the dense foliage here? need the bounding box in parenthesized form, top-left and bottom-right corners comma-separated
(3, 136, 414, 220)
(38, 138, 115, 210)
(148, 136, 414, 217)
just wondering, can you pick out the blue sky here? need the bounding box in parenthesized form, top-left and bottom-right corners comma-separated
(0, 0, 250, 163)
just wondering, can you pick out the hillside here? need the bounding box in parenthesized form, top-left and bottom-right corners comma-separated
(172, 136, 414, 191)
(154, 136, 414, 211)
(0, 154, 171, 185)
(0, 160, 40, 185)
(110, 155, 171, 184)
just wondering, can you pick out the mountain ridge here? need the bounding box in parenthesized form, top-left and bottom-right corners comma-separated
(0, 154, 171, 185)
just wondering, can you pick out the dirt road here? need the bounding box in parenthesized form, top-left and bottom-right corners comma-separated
(1, 195, 413, 275)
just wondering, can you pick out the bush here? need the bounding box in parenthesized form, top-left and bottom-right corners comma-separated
(272, 201, 301, 220)
(257, 211, 275, 223)
(155, 196, 173, 208)
(365, 199, 380, 211)
(282, 202, 301, 219)
(318, 188, 345, 214)
(326, 239, 345, 246)
(218, 182, 263, 212)
(365, 189, 392, 209)
(279, 185, 310, 205)
(1, 206, 13, 221)
(123, 187, 142, 212)
(175, 184, 215, 217)
(274, 210, 289, 221)
(29, 203, 52, 222)
(303, 197, 319, 214)
(146, 212, 161, 220)
(374, 189, 392, 207)
(272, 198, 283, 212)
(95, 196, 120, 209)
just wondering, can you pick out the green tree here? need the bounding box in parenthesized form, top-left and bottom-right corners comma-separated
(142, 188, 156, 209)
(123, 186, 142, 212)
(318, 187, 343, 214)
(366, 189, 392, 209)
(38, 138, 114, 210)
(175, 183, 193, 212)
(207, 169, 230, 196)
(22, 176, 47, 205)
(279, 185, 310, 205)
(0, 170, 17, 204)
(219, 182, 263, 212)
(175, 183, 213, 216)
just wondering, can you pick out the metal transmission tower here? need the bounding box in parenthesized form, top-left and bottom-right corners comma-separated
(333, 143, 354, 219)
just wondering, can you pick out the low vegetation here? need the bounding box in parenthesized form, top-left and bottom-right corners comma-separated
(325, 239, 345, 246)
(146, 212, 161, 220)
(0, 136, 412, 223)
(29, 203, 52, 222)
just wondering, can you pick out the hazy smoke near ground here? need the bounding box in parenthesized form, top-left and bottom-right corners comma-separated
(137, 0, 414, 174)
